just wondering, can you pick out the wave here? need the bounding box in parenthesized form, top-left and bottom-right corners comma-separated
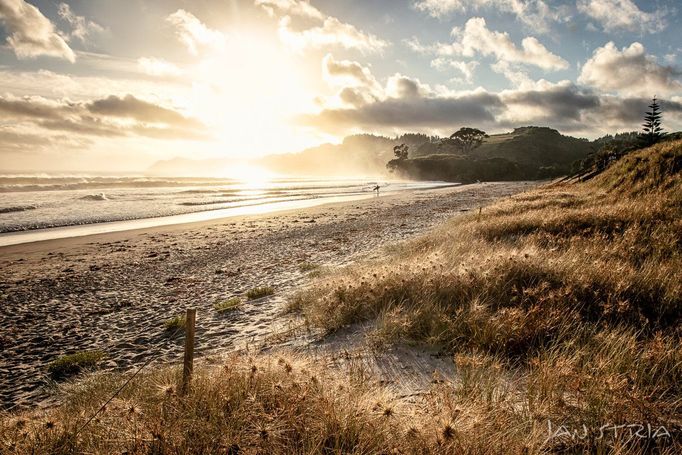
(79, 193, 108, 201)
(0, 205, 37, 214)
(0, 176, 242, 193)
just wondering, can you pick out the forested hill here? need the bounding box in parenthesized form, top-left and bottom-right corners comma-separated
(389, 127, 596, 182)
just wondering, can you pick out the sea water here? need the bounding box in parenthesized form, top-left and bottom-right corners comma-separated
(0, 176, 455, 245)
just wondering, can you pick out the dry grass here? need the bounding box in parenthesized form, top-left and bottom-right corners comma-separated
(1, 355, 417, 454)
(2, 141, 680, 454)
(288, 140, 682, 452)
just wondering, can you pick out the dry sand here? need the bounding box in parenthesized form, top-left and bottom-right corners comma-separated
(0, 182, 534, 409)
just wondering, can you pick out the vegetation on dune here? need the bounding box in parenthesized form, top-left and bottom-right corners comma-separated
(163, 314, 187, 332)
(290, 139, 682, 452)
(246, 286, 275, 300)
(298, 261, 320, 273)
(47, 351, 106, 380)
(2, 356, 417, 454)
(214, 297, 243, 312)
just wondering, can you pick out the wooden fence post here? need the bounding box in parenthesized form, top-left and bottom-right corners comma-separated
(182, 308, 196, 395)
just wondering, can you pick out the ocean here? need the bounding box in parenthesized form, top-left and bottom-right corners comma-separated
(0, 176, 454, 245)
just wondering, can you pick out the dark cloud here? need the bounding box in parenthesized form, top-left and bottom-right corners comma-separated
(87, 95, 202, 128)
(39, 118, 124, 137)
(595, 97, 682, 125)
(0, 94, 208, 140)
(0, 97, 67, 119)
(503, 83, 600, 120)
(300, 91, 503, 132)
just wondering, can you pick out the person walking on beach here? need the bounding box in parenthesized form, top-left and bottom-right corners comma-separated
(373, 184, 380, 194)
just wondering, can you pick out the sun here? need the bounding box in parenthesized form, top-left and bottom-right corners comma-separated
(186, 28, 319, 157)
(220, 164, 277, 188)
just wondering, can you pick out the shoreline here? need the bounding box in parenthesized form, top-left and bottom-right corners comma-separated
(0, 181, 535, 409)
(0, 183, 460, 248)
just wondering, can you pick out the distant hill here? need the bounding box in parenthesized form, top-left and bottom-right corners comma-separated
(391, 127, 596, 182)
(414, 127, 593, 166)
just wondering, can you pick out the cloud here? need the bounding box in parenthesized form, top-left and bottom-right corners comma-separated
(254, 0, 324, 20)
(501, 80, 600, 123)
(455, 18, 568, 70)
(0, 0, 75, 61)
(414, 0, 464, 17)
(300, 90, 504, 133)
(278, 15, 388, 54)
(577, 0, 666, 34)
(57, 2, 104, 42)
(306, 53, 682, 137)
(86, 95, 202, 128)
(0, 95, 68, 120)
(322, 53, 379, 88)
(166, 9, 225, 55)
(0, 93, 208, 140)
(490, 61, 534, 88)
(137, 57, 183, 77)
(595, 96, 682, 126)
(385, 74, 433, 99)
(414, 0, 567, 33)
(578, 42, 682, 96)
(406, 18, 568, 73)
(306, 57, 503, 132)
(256, 0, 389, 54)
(431, 58, 479, 84)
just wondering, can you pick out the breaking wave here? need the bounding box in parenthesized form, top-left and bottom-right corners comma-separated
(0, 205, 37, 214)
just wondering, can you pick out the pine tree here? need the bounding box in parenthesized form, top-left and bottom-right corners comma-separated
(640, 97, 665, 147)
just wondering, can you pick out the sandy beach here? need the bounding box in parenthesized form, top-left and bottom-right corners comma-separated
(0, 181, 533, 409)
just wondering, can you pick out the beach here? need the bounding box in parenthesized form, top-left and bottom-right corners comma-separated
(0, 181, 533, 409)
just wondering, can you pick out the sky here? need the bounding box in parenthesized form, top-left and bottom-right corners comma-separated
(0, 0, 681, 173)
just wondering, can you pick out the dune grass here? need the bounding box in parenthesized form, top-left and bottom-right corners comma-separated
(246, 286, 275, 300)
(298, 261, 320, 273)
(287, 140, 682, 452)
(163, 314, 186, 332)
(214, 297, 243, 312)
(3, 355, 418, 454)
(2, 141, 680, 454)
(47, 351, 106, 380)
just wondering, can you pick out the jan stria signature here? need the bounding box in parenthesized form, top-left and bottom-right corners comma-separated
(545, 420, 673, 444)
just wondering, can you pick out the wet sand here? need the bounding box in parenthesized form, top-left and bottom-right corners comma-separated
(0, 181, 534, 409)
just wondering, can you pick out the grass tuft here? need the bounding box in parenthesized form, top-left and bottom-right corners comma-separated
(246, 286, 275, 300)
(214, 297, 242, 312)
(163, 314, 186, 332)
(298, 261, 320, 272)
(47, 350, 105, 380)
